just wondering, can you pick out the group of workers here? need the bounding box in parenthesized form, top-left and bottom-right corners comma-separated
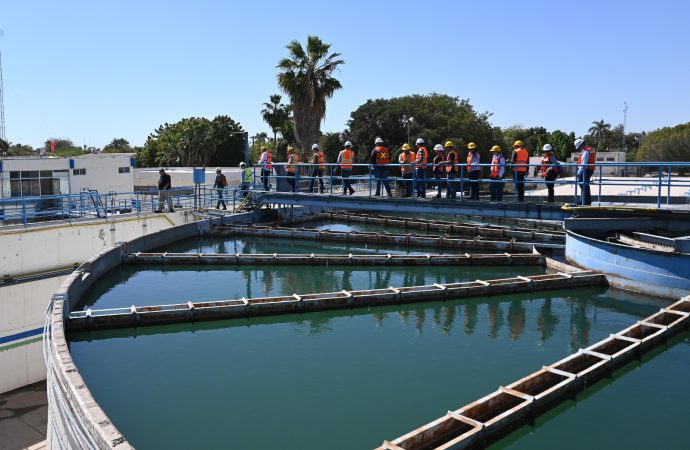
(251, 137, 597, 205)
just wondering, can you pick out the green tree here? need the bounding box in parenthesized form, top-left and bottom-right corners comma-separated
(102, 138, 133, 153)
(261, 94, 290, 146)
(5, 142, 35, 156)
(346, 94, 497, 164)
(318, 132, 343, 165)
(137, 116, 245, 167)
(588, 119, 612, 149)
(636, 122, 690, 163)
(277, 35, 345, 151)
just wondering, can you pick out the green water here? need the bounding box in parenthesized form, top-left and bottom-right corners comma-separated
(78, 264, 544, 310)
(69, 288, 669, 450)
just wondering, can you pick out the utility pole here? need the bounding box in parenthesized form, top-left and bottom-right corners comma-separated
(622, 102, 628, 150)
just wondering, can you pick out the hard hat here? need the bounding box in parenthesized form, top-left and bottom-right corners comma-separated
(542, 144, 553, 152)
(375, 137, 384, 144)
(467, 142, 477, 149)
(402, 143, 412, 151)
(490, 145, 501, 152)
(260, 145, 267, 151)
(574, 138, 585, 149)
(344, 141, 352, 148)
(287, 146, 294, 152)
(444, 140, 454, 148)
(415, 138, 425, 145)
(216, 167, 221, 172)
(513, 140, 524, 147)
(312, 143, 320, 150)
(239, 162, 246, 167)
(433, 144, 444, 152)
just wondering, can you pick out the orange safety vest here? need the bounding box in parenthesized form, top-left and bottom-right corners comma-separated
(541, 154, 559, 177)
(446, 150, 458, 173)
(286, 153, 299, 173)
(314, 151, 325, 169)
(467, 151, 480, 171)
(399, 151, 414, 174)
(375, 145, 389, 165)
(340, 149, 353, 170)
(263, 151, 273, 170)
(491, 154, 504, 178)
(513, 147, 528, 172)
(415, 146, 428, 168)
(577, 147, 596, 170)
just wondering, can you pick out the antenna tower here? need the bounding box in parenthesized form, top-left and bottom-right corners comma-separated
(0, 30, 5, 141)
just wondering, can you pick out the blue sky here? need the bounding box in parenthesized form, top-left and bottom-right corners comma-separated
(2, 0, 689, 148)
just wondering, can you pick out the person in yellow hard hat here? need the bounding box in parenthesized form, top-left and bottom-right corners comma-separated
(466, 142, 481, 200)
(511, 140, 529, 201)
(489, 145, 506, 201)
(285, 146, 299, 192)
(398, 143, 415, 197)
(444, 140, 458, 198)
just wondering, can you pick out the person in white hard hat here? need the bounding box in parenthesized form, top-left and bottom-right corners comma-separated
(337, 141, 356, 195)
(369, 137, 392, 197)
(239, 162, 252, 198)
(308, 143, 326, 193)
(213, 167, 228, 210)
(540, 145, 560, 202)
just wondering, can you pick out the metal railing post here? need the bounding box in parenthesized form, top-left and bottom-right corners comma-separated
(667, 166, 672, 206)
(598, 165, 603, 204)
(657, 165, 662, 209)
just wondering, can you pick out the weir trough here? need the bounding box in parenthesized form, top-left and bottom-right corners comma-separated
(123, 252, 545, 267)
(206, 224, 564, 252)
(66, 272, 604, 331)
(375, 296, 690, 450)
(297, 211, 565, 243)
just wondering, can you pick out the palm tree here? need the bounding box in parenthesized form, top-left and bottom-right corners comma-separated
(261, 94, 289, 146)
(277, 36, 344, 150)
(588, 119, 612, 149)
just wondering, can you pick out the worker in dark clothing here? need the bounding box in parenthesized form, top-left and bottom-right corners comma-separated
(155, 168, 174, 213)
(213, 167, 228, 210)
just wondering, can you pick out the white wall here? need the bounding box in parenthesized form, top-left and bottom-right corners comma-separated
(134, 167, 242, 188)
(70, 154, 134, 194)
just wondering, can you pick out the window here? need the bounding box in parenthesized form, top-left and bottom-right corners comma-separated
(73, 168, 86, 175)
(118, 166, 130, 174)
(607, 157, 615, 161)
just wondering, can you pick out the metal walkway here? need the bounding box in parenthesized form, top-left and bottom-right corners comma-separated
(67, 271, 603, 331)
(123, 252, 544, 266)
(254, 192, 571, 221)
(206, 224, 564, 251)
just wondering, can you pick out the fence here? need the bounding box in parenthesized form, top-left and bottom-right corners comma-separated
(249, 161, 690, 208)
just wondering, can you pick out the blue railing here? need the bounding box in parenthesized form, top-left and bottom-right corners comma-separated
(250, 161, 690, 208)
(2, 161, 688, 227)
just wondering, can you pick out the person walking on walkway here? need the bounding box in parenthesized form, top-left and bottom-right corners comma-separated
(467, 142, 481, 199)
(213, 167, 228, 209)
(398, 143, 415, 197)
(575, 138, 596, 205)
(308, 143, 326, 193)
(444, 141, 458, 198)
(155, 168, 174, 213)
(489, 146, 506, 201)
(511, 140, 529, 201)
(370, 137, 392, 197)
(432, 144, 446, 198)
(337, 141, 356, 195)
(414, 138, 428, 198)
(285, 146, 300, 192)
(541, 144, 560, 202)
(258, 146, 273, 191)
(239, 162, 252, 198)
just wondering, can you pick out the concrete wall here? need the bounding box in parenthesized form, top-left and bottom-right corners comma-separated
(0, 211, 198, 395)
(0, 274, 67, 394)
(134, 167, 242, 189)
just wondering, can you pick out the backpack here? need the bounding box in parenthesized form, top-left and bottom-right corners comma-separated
(220, 174, 228, 187)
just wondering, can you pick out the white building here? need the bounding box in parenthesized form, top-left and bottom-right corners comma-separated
(0, 153, 135, 198)
(566, 151, 627, 176)
(134, 167, 242, 189)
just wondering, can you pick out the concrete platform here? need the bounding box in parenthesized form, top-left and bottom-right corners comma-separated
(0, 381, 47, 450)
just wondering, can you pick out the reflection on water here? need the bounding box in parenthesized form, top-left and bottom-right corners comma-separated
(69, 287, 665, 450)
(79, 264, 545, 310)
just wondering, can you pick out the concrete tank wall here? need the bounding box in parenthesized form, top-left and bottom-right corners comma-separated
(0, 212, 198, 395)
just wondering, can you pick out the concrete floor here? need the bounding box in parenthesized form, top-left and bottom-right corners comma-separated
(0, 381, 47, 450)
